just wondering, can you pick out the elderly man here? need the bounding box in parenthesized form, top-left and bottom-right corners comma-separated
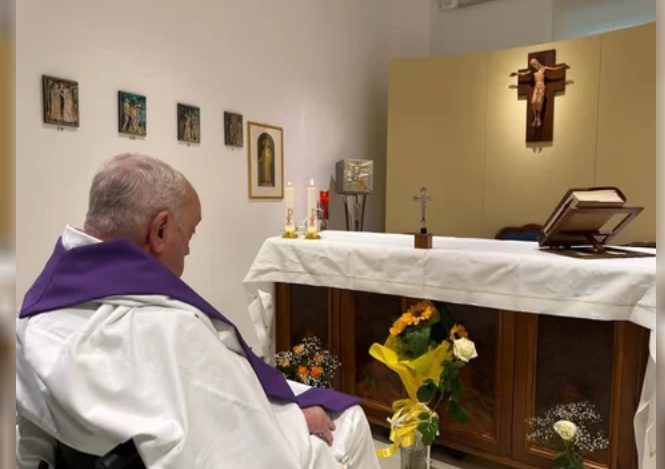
(16, 154, 380, 469)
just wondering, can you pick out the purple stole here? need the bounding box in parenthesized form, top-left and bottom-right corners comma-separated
(19, 238, 359, 413)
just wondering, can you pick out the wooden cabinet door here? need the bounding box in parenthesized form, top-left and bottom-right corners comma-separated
(512, 314, 649, 469)
(342, 291, 516, 458)
(339, 290, 406, 426)
(434, 303, 515, 458)
(275, 283, 346, 389)
(275, 283, 331, 351)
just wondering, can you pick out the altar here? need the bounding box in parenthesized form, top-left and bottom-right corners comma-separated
(243, 231, 655, 469)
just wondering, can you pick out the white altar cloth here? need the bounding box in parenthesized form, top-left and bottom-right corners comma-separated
(243, 231, 655, 345)
(243, 231, 656, 469)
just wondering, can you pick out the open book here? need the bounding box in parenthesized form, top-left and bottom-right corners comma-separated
(542, 187, 625, 234)
(539, 186, 651, 258)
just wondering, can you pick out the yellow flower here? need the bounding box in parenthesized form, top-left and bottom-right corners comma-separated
(389, 302, 437, 336)
(279, 358, 290, 367)
(293, 345, 304, 354)
(421, 306, 434, 320)
(313, 354, 324, 364)
(389, 316, 409, 336)
(403, 302, 434, 326)
(449, 324, 468, 341)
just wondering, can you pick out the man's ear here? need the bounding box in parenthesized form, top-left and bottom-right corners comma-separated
(147, 211, 171, 255)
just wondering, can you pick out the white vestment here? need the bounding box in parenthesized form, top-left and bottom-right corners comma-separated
(16, 226, 379, 469)
(634, 333, 657, 469)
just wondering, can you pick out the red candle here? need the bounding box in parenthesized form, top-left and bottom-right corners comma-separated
(319, 191, 329, 220)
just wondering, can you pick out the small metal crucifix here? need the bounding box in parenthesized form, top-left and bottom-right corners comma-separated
(413, 187, 431, 235)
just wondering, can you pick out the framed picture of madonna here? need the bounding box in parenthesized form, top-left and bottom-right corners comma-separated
(247, 121, 284, 199)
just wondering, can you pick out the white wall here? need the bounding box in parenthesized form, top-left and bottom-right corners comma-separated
(16, 0, 430, 349)
(553, 0, 657, 40)
(430, 0, 656, 57)
(430, 0, 555, 56)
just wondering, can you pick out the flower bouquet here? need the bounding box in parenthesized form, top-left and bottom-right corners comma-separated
(275, 336, 340, 388)
(369, 300, 478, 467)
(526, 401, 610, 469)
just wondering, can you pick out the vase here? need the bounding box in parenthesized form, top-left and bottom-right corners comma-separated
(399, 433, 430, 469)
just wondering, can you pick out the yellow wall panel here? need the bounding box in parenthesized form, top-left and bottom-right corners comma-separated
(386, 54, 487, 237)
(0, 39, 9, 239)
(386, 23, 655, 244)
(594, 23, 656, 243)
(482, 35, 601, 238)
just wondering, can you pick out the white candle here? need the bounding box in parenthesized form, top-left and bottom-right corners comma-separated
(284, 182, 295, 233)
(306, 178, 318, 233)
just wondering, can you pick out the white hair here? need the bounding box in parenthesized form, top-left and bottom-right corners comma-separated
(84, 154, 191, 241)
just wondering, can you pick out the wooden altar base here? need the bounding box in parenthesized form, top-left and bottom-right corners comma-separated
(275, 283, 649, 469)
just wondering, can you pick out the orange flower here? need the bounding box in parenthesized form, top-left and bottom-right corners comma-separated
(298, 365, 309, 377)
(293, 345, 304, 354)
(389, 317, 410, 336)
(314, 354, 325, 364)
(450, 324, 468, 341)
(407, 302, 434, 325)
(279, 358, 290, 367)
(310, 366, 324, 378)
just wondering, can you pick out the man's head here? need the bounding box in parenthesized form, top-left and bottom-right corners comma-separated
(84, 154, 201, 277)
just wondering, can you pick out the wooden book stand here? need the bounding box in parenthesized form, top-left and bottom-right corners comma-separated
(538, 188, 654, 259)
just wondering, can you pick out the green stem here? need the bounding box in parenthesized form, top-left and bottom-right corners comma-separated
(428, 390, 444, 415)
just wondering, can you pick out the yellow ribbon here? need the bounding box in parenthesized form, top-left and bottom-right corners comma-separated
(369, 341, 451, 402)
(369, 322, 452, 459)
(376, 399, 437, 459)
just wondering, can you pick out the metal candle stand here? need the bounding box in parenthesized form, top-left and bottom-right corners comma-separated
(342, 194, 368, 231)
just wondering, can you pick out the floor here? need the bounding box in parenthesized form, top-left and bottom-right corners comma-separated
(373, 432, 510, 469)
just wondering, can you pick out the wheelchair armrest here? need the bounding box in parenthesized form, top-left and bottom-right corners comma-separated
(95, 440, 145, 469)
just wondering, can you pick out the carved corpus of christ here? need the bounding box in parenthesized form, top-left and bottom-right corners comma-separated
(510, 50, 569, 143)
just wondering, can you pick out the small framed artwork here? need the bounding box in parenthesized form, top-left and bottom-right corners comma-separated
(247, 121, 284, 199)
(118, 91, 147, 136)
(42, 75, 79, 127)
(177, 104, 201, 144)
(224, 111, 243, 147)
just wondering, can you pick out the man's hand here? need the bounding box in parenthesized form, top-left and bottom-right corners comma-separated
(302, 406, 335, 446)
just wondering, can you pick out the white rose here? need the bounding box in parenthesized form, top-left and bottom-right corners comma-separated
(553, 420, 577, 441)
(453, 337, 478, 362)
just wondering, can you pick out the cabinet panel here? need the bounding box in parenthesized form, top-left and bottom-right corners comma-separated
(513, 314, 647, 469)
(350, 291, 406, 425)
(275, 285, 648, 469)
(276, 284, 330, 352)
(435, 303, 515, 456)
(534, 315, 613, 466)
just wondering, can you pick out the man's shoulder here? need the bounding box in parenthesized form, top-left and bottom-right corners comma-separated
(18, 299, 214, 361)
(19, 298, 204, 338)
(107, 296, 212, 328)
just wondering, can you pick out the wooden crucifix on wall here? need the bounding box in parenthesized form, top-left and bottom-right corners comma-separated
(511, 49, 569, 143)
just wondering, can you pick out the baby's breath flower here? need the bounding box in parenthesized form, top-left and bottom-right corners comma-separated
(526, 401, 609, 456)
